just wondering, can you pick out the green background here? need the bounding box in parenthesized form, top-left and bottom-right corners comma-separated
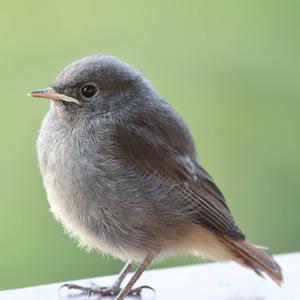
(0, 0, 299, 290)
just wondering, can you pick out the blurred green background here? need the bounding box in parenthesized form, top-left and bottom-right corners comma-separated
(0, 0, 299, 291)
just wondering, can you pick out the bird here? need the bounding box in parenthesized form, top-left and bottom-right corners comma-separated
(28, 54, 283, 299)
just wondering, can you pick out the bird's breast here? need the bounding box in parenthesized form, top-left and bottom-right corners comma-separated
(36, 115, 110, 250)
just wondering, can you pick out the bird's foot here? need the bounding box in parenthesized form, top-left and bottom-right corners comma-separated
(59, 283, 154, 298)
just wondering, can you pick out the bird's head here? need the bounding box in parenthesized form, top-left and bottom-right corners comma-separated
(28, 54, 152, 118)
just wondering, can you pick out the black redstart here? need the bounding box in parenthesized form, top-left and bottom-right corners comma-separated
(29, 54, 282, 299)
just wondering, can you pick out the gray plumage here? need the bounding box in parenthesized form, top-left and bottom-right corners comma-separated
(34, 54, 282, 286)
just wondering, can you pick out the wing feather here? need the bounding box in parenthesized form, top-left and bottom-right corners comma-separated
(113, 121, 244, 239)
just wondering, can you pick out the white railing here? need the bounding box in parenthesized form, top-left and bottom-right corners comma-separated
(0, 253, 298, 300)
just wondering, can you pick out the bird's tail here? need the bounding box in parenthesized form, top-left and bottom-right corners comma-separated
(220, 236, 283, 285)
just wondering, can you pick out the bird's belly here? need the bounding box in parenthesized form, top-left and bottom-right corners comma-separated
(37, 132, 123, 258)
(39, 142, 147, 262)
(44, 168, 100, 248)
(45, 176, 148, 261)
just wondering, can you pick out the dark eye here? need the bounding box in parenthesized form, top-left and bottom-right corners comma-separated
(81, 84, 98, 98)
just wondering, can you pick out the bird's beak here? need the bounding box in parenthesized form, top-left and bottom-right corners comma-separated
(27, 88, 81, 105)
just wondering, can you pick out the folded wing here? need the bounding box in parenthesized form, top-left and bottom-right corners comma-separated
(113, 122, 244, 240)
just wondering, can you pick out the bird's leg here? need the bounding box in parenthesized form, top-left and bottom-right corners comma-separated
(110, 262, 132, 293)
(60, 261, 132, 296)
(114, 253, 155, 300)
(60, 254, 156, 298)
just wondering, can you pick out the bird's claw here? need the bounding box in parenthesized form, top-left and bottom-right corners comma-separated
(129, 285, 155, 296)
(59, 283, 155, 297)
(59, 283, 116, 296)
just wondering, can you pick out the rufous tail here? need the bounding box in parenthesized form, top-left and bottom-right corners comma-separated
(221, 236, 283, 285)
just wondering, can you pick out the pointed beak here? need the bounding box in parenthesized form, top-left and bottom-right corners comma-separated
(27, 88, 81, 105)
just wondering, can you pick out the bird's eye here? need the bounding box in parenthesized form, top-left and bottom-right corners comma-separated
(81, 84, 98, 98)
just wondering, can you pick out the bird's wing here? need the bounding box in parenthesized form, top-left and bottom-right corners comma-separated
(113, 123, 244, 239)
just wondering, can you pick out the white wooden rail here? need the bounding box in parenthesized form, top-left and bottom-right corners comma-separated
(0, 253, 299, 300)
